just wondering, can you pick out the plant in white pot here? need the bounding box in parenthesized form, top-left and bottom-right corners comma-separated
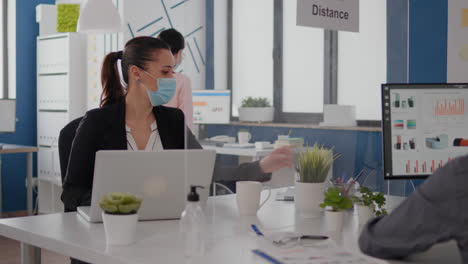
(320, 187, 353, 231)
(238, 97, 274, 122)
(351, 186, 387, 226)
(100, 192, 142, 245)
(294, 144, 340, 217)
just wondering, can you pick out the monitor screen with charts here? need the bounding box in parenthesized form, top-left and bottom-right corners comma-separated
(0, 99, 16, 133)
(382, 83, 468, 179)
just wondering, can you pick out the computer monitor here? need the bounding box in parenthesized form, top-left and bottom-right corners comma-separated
(0, 99, 16, 133)
(192, 90, 230, 124)
(382, 83, 468, 179)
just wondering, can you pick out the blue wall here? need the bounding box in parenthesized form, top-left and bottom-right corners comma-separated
(0, 0, 55, 212)
(409, 0, 447, 83)
(388, 0, 448, 83)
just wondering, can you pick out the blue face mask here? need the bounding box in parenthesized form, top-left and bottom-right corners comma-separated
(141, 70, 176, 106)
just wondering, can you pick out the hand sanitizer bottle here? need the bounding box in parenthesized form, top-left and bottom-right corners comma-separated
(179, 185, 206, 258)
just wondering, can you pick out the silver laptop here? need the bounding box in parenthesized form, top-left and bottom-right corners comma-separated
(77, 150, 216, 223)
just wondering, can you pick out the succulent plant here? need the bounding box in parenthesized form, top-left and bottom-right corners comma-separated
(100, 192, 142, 215)
(296, 143, 340, 183)
(241, 97, 271, 108)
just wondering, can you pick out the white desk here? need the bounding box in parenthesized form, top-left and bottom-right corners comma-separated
(0, 144, 38, 216)
(0, 188, 461, 264)
(202, 145, 273, 160)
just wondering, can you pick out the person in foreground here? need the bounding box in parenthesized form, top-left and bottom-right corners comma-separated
(61, 36, 293, 212)
(359, 155, 468, 263)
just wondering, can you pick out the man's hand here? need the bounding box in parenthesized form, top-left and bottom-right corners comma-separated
(259, 146, 293, 173)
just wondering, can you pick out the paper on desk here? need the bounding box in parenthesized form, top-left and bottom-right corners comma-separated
(256, 239, 387, 264)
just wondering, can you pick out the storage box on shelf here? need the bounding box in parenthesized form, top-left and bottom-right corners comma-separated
(37, 33, 86, 214)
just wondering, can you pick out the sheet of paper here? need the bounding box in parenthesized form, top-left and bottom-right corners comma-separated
(256, 238, 387, 264)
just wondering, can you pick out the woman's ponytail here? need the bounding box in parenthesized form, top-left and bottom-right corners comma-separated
(100, 51, 124, 107)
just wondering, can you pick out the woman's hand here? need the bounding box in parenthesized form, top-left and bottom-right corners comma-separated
(259, 146, 294, 173)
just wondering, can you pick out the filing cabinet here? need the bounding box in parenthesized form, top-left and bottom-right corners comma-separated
(37, 33, 86, 214)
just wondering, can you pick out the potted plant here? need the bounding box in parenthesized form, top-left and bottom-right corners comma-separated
(100, 192, 142, 245)
(294, 143, 340, 217)
(320, 187, 353, 231)
(352, 186, 387, 225)
(238, 97, 274, 122)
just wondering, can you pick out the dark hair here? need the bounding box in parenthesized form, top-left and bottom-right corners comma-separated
(158, 28, 185, 55)
(100, 36, 170, 107)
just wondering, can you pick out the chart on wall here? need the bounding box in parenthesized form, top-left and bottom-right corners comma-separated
(86, 0, 206, 109)
(382, 84, 468, 179)
(447, 0, 468, 82)
(123, 0, 206, 91)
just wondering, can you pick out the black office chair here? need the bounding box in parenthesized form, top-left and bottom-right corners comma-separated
(58, 117, 83, 184)
(58, 117, 93, 264)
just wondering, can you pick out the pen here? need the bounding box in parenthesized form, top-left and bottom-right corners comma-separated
(252, 249, 284, 264)
(300, 235, 329, 240)
(251, 224, 264, 236)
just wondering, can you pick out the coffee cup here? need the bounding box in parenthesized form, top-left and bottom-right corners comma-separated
(236, 181, 271, 215)
(238, 131, 252, 145)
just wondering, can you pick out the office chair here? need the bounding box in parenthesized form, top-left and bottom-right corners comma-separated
(58, 117, 83, 184)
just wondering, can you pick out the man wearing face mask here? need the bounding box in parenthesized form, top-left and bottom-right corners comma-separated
(158, 29, 194, 129)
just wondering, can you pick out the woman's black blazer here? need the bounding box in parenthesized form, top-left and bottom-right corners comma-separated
(61, 101, 269, 211)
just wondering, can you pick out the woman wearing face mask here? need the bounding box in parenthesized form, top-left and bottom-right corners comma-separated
(158, 28, 194, 129)
(61, 36, 293, 215)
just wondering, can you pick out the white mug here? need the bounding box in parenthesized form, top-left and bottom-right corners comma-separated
(238, 131, 252, 144)
(236, 181, 271, 215)
(254, 141, 269, 150)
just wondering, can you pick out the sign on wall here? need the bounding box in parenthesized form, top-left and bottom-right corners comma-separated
(297, 0, 359, 32)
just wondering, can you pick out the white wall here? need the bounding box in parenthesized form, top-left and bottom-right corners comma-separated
(447, 0, 468, 82)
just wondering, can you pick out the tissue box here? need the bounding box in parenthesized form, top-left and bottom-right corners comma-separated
(320, 105, 357, 127)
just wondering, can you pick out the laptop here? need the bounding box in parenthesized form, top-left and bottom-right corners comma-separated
(77, 150, 216, 223)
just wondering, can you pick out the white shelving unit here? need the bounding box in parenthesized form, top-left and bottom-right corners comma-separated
(37, 33, 87, 214)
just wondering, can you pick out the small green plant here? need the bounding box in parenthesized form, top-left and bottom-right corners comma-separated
(57, 4, 80, 32)
(100, 192, 142, 215)
(351, 186, 387, 216)
(320, 187, 353, 212)
(296, 143, 340, 183)
(238, 129, 249, 133)
(241, 97, 271, 108)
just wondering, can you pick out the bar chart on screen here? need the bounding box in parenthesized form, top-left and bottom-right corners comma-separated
(434, 98, 465, 116)
(403, 158, 453, 175)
